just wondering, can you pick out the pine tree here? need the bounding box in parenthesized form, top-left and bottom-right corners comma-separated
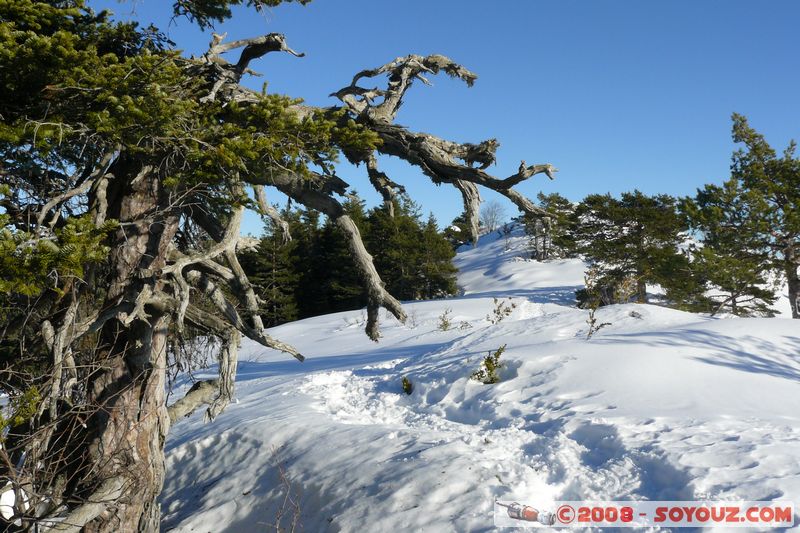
(419, 214, 459, 298)
(570, 191, 689, 304)
(729, 114, 800, 318)
(443, 213, 472, 249)
(524, 192, 577, 260)
(366, 198, 423, 300)
(239, 212, 300, 327)
(0, 1, 559, 526)
(682, 179, 778, 316)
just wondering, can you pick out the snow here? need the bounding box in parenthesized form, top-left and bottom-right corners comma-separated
(162, 227, 800, 531)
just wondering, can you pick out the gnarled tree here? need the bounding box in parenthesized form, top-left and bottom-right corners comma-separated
(0, 1, 557, 530)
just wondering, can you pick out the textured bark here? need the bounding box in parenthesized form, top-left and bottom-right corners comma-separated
(79, 158, 176, 532)
(785, 249, 799, 319)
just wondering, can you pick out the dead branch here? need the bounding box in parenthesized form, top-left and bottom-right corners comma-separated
(166, 379, 220, 424)
(186, 270, 304, 361)
(254, 185, 291, 242)
(249, 170, 407, 339)
(333, 54, 477, 124)
(36, 148, 118, 228)
(366, 154, 405, 217)
(44, 477, 125, 533)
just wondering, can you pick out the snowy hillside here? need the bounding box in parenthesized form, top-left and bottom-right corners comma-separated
(161, 229, 800, 532)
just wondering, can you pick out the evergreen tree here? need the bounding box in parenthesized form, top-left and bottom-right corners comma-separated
(443, 213, 472, 249)
(239, 210, 300, 326)
(309, 196, 369, 314)
(681, 179, 778, 316)
(524, 192, 577, 260)
(570, 191, 689, 304)
(728, 114, 800, 318)
(367, 198, 424, 300)
(419, 214, 459, 298)
(0, 1, 558, 526)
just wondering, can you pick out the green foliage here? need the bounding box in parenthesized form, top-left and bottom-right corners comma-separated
(567, 190, 689, 305)
(680, 114, 799, 317)
(401, 376, 413, 395)
(437, 308, 453, 331)
(0, 215, 117, 296)
(443, 213, 472, 248)
(242, 197, 458, 325)
(524, 192, 577, 260)
(171, 0, 312, 30)
(471, 344, 505, 384)
(486, 297, 516, 325)
(582, 267, 612, 338)
(681, 179, 777, 316)
(0, 386, 41, 435)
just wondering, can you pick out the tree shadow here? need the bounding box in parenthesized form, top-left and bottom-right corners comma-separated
(595, 330, 800, 382)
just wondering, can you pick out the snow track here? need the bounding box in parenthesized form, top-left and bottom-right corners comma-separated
(162, 228, 800, 532)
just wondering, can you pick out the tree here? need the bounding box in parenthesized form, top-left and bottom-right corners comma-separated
(681, 179, 778, 316)
(238, 209, 300, 327)
(0, 2, 559, 529)
(727, 114, 799, 318)
(524, 192, 577, 260)
(479, 199, 507, 233)
(418, 214, 459, 298)
(443, 212, 472, 248)
(569, 191, 689, 304)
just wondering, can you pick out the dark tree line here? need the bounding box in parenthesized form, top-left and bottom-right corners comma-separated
(240, 196, 458, 326)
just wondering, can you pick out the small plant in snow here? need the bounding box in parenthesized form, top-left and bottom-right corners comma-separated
(264, 448, 302, 532)
(586, 308, 611, 339)
(584, 268, 612, 339)
(401, 376, 413, 395)
(458, 320, 472, 330)
(437, 308, 453, 331)
(487, 297, 516, 324)
(471, 344, 506, 384)
(407, 306, 419, 329)
(501, 222, 514, 251)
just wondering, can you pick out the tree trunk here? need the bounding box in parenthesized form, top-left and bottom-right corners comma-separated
(81, 158, 176, 532)
(83, 317, 170, 533)
(636, 276, 647, 303)
(785, 250, 799, 319)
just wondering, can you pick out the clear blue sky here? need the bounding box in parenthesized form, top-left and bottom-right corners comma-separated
(90, 0, 800, 235)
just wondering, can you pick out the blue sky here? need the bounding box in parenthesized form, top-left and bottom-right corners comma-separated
(90, 0, 800, 234)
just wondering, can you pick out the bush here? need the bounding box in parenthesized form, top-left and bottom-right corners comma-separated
(487, 297, 516, 324)
(471, 344, 506, 384)
(437, 308, 453, 331)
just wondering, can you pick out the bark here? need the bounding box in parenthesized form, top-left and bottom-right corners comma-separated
(785, 249, 799, 319)
(79, 157, 176, 532)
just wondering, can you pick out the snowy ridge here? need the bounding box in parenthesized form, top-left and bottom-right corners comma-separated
(162, 229, 800, 532)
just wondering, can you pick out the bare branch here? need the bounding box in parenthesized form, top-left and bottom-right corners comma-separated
(205, 329, 240, 421)
(167, 379, 220, 424)
(366, 154, 405, 217)
(45, 477, 125, 533)
(248, 170, 407, 339)
(186, 270, 304, 361)
(333, 54, 477, 123)
(36, 148, 118, 227)
(254, 185, 291, 243)
(337, 215, 407, 340)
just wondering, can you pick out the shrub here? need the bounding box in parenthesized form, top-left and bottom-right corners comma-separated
(487, 297, 516, 324)
(471, 344, 506, 384)
(437, 308, 453, 331)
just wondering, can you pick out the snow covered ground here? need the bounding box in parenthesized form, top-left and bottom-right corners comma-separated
(161, 229, 800, 532)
